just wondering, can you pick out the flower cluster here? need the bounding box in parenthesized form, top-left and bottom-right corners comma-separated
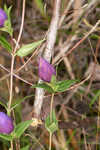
(39, 57, 56, 82)
(0, 8, 7, 27)
(0, 112, 14, 134)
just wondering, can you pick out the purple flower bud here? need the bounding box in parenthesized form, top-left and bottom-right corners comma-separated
(0, 112, 14, 134)
(0, 8, 7, 27)
(39, 57, 56, 82)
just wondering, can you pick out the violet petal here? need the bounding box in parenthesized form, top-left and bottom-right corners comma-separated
(0, 112, 14, 134)
(39, 57, 56, 82)
(0, 9, 7, 27)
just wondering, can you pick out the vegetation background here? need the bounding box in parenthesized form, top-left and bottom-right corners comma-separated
(0, 0, 100, 149)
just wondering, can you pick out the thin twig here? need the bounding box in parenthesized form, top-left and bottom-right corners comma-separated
(33, 0, 61, 118)
(0, 64, 33, 86)
(53, 19, 100, 64)
(8, 0, 26, 111)
(58, 0, 74, 27)
(0, 49, 38, 82)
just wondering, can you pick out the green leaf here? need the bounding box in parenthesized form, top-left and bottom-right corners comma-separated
(0, 100, 7, 109)
(0, 36, 12, 52)
(20, 145, 30, 150)
(4, 5, 12, 21)
(45, 110, 58, 134)
(31, 83, 54, 93)
(54, 80, 77, 92)
(90, 34, 100, 40)
(66, 129, 77, 146)
(32, 79, 77, 93)
(14, 120, 33, 138)
(16, 39, 45, 57)
(51, 75, 56, 84)
(10, 95, 34, 110)
(89, 90, 100, 107)
(0, 5, 13, 36)
(0, 25, 13, 36)
(0, 133, 13, 141)
(34, 0, 47, 18)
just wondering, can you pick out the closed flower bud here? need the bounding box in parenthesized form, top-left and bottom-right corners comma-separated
(0, 8, 7, 27)
(0, 112, 14, 134)
(39, 57, 56, 82)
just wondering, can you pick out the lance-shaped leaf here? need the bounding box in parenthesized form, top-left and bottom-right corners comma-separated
(0, 100, 7, 110)
(53, 80, 77, 92)
(10, 95, 34, 110)
(32, 79, 77, 93)
(34, 0, 47, 18)
(16, 39, 45, 57)
(89, 90, 100, 108)
(0, 36, 12, 52)
(0, 133, 13, 141)
(32, 82, 54, 93)
(14, 120, 33, 138)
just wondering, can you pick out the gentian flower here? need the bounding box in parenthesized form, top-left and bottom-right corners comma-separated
(0, 8, 7, 27)
(0, 112, 14, 134)
(39, 57, 56, 82)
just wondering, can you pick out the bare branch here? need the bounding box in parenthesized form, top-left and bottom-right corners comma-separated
(33, 0, 61, 118)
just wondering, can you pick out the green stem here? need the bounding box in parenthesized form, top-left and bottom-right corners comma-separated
(49, 132, 52, 150)
(50, 93, 54, 122)
(49, 93, 54, 150)
(10, 140, 13, 150)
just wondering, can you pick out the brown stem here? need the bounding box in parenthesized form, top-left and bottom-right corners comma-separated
(8, 0, 26, 112)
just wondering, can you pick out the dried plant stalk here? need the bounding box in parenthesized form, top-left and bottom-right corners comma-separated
(33, 0, 61, 118)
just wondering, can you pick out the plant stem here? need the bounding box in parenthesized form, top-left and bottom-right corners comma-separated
(50, 93, 54, 122)
(33, 0, 61, 118)
(49, 93, 54, 150)
(10, 140, 13, 150)
(49, 132, 52, 150)
(8, 55, 15, 112)
(8, 0, 26, 112)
